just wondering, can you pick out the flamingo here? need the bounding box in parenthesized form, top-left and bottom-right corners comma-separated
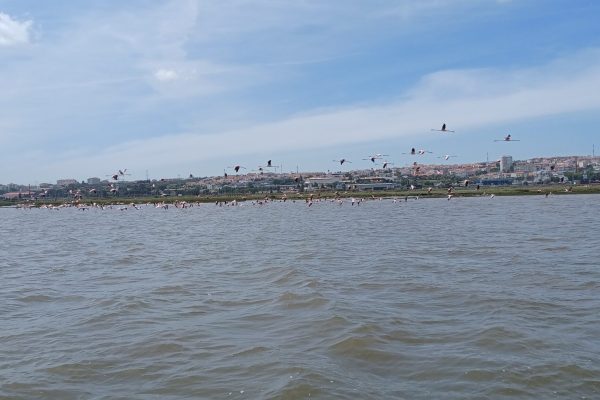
(333, 159, 351, 165)
(412, 162, 421, 175)
(228, 165, 246, 173)
(494, 134, 520, 142)
(107, 169, 130, 181)
(259, 160, 277, 171)
(431, 123, 455, 133)
(438, 154, 457, 161)
(362, 153, 388, 163)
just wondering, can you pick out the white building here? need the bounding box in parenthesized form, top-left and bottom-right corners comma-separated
(304, 176, 343, 190)
(56, 179, 79, 186)
(500, 155, 513, 173)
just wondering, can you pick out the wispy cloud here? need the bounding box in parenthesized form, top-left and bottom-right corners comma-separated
(15, 48, 599, 181)
(154, 68, 178, 82)
(1, 1, 599, 183)
(0, 12, 32, 46)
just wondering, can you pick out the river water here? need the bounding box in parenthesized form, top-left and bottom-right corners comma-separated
(1, 194, 599, 399)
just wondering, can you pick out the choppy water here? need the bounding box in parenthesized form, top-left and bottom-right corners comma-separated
(1, 194, 599, 399)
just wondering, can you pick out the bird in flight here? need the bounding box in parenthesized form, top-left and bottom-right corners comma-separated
(259, 160, 277, 171)
(438, 154, 457, 160)
(228, 165, 246, 173)
(363, 153, 388, 163)
(495, 134, 520, 142)
(333, 159, 351, 165)
(107, 168, 130, 181)
(412, 161, 421, 175)
(431, 123, 455, 133)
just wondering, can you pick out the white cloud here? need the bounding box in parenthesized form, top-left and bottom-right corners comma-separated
(1, 2, 599, 182)
(0, 12, 32, 46)
(154, 68, 179, 81)
(25, 48, 600, 181)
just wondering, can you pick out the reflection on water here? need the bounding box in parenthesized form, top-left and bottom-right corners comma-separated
(1, 195, 600, 399)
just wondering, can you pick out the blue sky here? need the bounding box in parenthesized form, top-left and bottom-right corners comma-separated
(1, 0, 600, 184)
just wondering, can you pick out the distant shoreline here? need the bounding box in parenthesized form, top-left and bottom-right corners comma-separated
(2, 184, 599, 208)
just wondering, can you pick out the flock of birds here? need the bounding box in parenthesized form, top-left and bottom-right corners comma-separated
(215, 125, 520, 178)
(325, 126, 519, 176)
(26, 123, 525, 207)
(96, 125, 520, 182)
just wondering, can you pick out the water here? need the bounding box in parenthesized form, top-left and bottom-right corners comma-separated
(1, 195, 599, 399)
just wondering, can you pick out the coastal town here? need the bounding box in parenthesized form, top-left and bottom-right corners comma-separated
(2, 154, 600, 202)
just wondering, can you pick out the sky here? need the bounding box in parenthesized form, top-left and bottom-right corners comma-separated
(1, 0, 600, 184)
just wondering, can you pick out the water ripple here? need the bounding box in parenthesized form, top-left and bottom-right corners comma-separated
(2, 195, 600, 399)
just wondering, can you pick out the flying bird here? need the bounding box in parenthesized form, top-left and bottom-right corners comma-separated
(363, 153, 388, 163)
(107, 168, 130, 181)
(228, 165, 247, 173)
(333, 159, 351, 165)
(431, 123, 455, 133)
(495, 134, 520, 142)
(412, 161, 421, 174)
(438, 154, 458, 160)
(259, 160, 277, 171)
